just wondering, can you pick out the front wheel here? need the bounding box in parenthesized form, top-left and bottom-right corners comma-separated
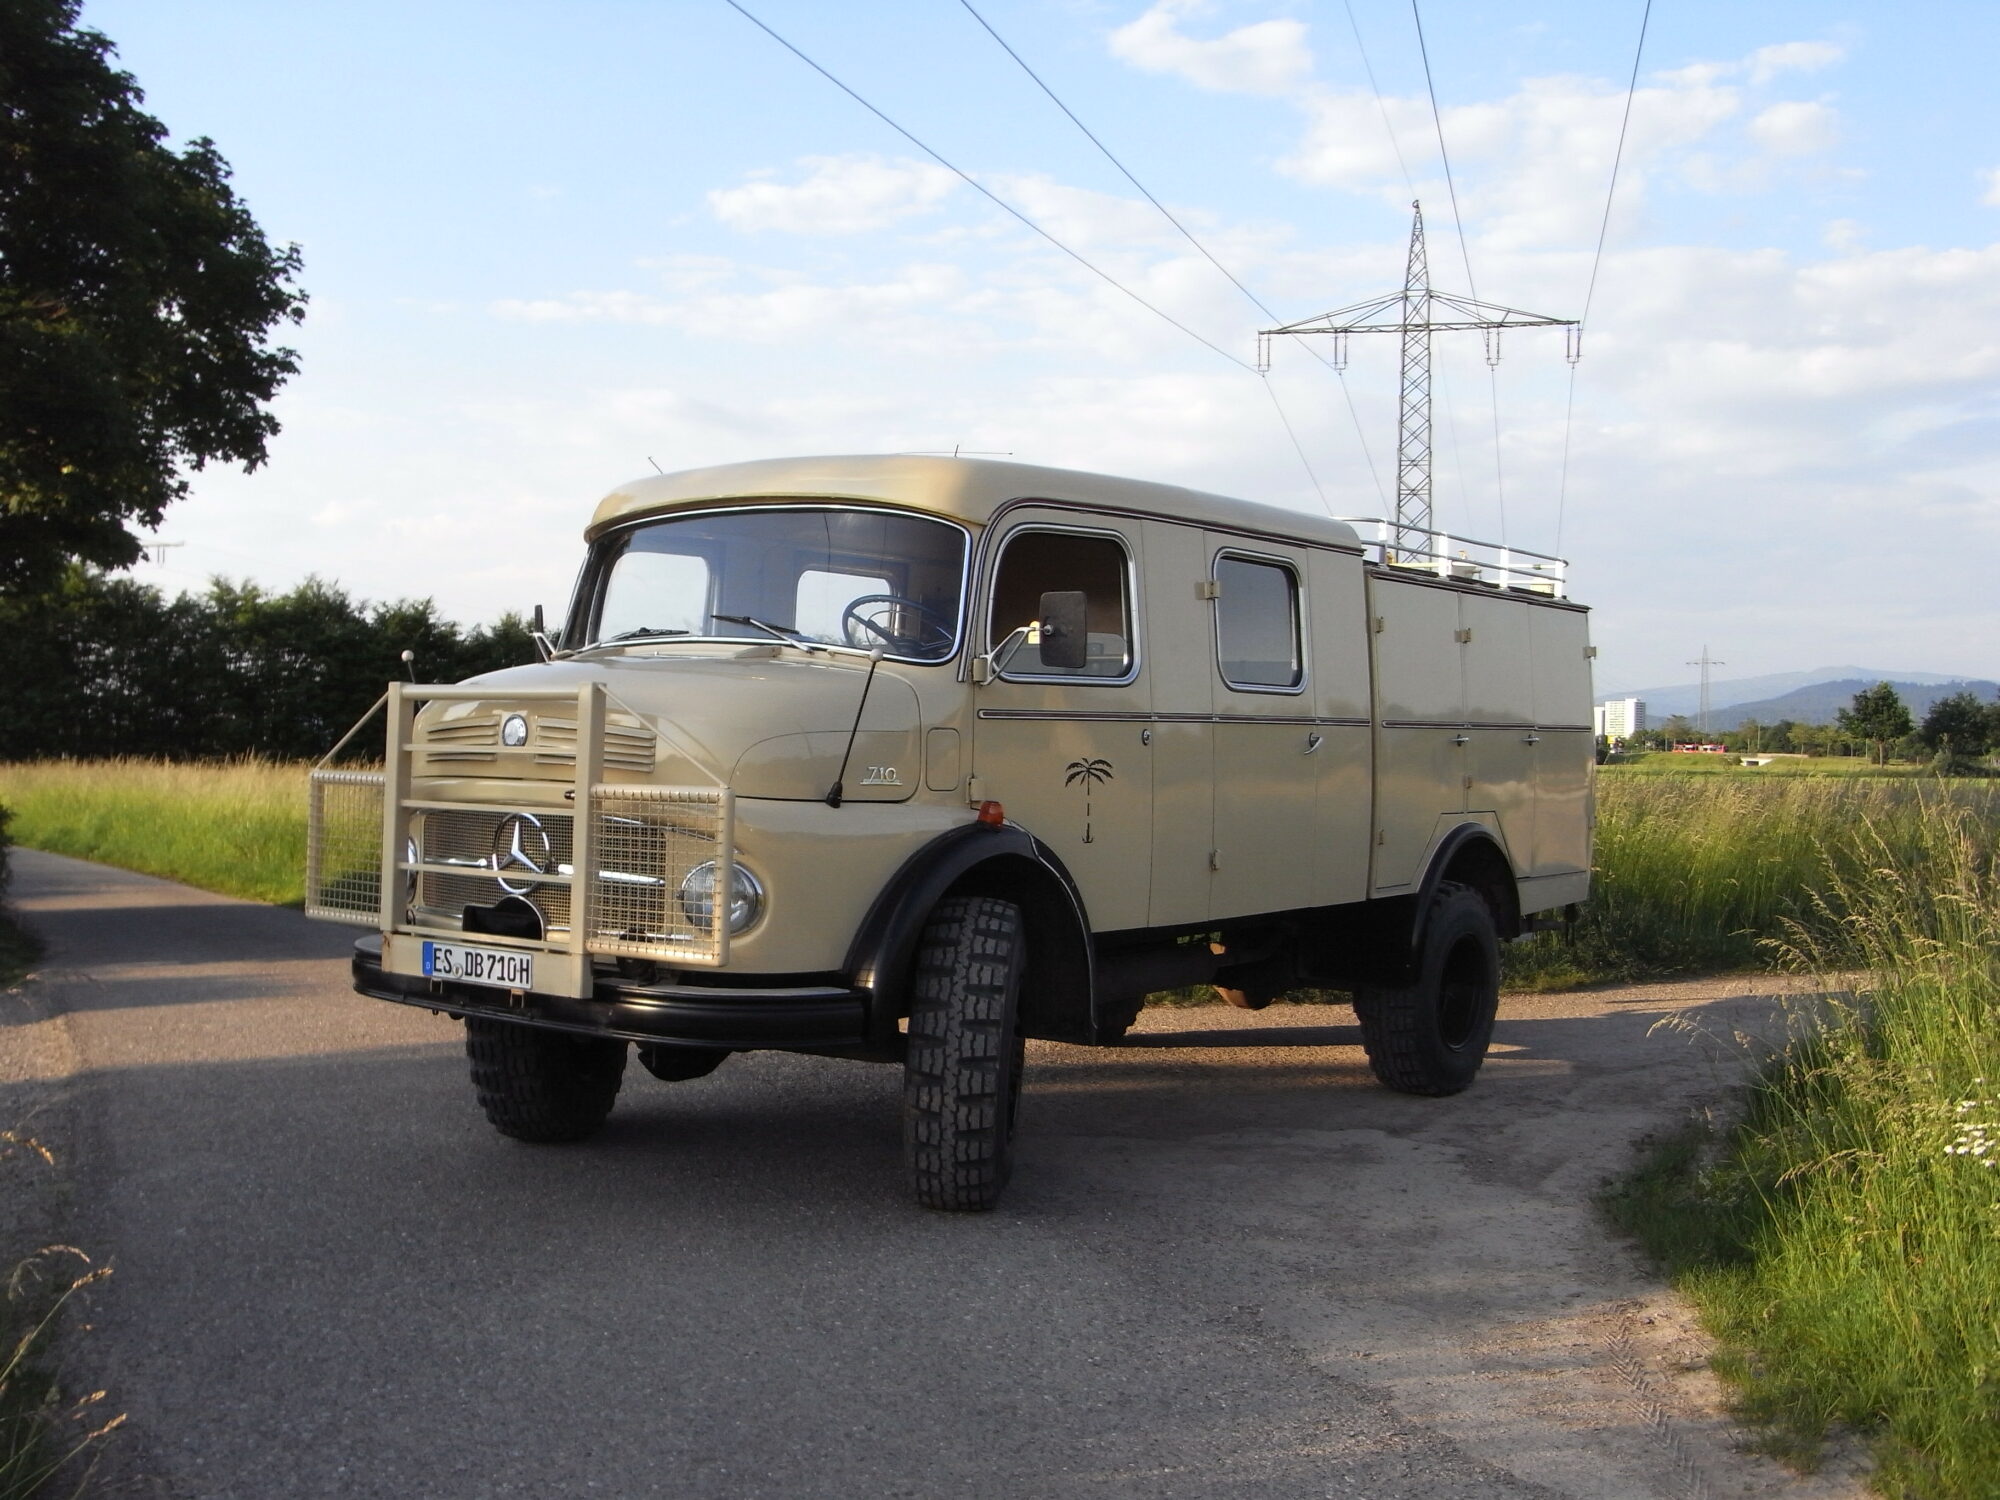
(464, 1017, 627, 1142)
(901, 895, 1027, 1211)
(1353, 882, 1501, 1096)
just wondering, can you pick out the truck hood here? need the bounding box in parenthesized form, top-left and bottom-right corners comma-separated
(448, 650, 925, 802)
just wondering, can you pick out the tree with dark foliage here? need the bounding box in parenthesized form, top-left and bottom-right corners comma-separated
(1918, 690, 1994, 759)
(1835, 681, 1913, 765)
(0, 570, 535, 761)
(0, 0, 306, 595)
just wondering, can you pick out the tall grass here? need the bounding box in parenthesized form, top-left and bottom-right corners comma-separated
(0, 760, 307, 905)
(1506, 776, 2000, 987)
(1606, 800, 2000, 1497)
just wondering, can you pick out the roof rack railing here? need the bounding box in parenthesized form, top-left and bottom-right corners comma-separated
(1332, 518, 1568, 599)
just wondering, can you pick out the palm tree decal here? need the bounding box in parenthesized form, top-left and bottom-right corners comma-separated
(1064, 757, 1114, 844)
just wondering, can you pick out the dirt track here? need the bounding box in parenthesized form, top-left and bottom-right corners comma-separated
(1, 847, 1868, 1498)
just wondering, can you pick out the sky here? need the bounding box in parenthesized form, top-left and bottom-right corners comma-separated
(74, 0, 2000, 693)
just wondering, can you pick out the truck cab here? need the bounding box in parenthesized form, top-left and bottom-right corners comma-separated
(308, 455, 1593, 1210)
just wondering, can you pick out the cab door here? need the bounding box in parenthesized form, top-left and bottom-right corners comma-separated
(1207, 539, 1318, 920)
(969, 513, 1151, 933)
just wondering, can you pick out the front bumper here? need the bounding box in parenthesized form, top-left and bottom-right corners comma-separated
(351, 935, 871, 1051)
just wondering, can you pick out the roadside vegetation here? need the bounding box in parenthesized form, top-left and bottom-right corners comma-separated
(3, 804, 119, 1499)
(1507, 776, 2000, 988)
(1603, 801, 2000, 1497)
(0, 760, 308, 906)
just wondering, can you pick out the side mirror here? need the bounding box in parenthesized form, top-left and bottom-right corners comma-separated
(1037, 590, 1089, 671)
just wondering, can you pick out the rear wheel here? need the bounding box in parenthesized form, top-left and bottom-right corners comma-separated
(464, 1016, 627, 1142)
(901, 895, 1027, 1211)
(1354, 882, 1500, 1096)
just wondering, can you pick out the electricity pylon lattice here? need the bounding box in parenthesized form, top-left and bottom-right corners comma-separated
(1257, 202, 1579, 559)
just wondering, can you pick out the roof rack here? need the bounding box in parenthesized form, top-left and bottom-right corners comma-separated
(1333, 518, 1569, 599)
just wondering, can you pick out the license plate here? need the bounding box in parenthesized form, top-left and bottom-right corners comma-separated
(422, 940, 534, 990)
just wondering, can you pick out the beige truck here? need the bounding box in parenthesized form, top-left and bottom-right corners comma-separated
(307, 455, 1593, 1211)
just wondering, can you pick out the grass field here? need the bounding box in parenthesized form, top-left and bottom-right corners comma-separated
(0, 759, 308, 905)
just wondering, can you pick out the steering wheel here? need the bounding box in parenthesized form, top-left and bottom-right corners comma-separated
(840, 594, 954, 655)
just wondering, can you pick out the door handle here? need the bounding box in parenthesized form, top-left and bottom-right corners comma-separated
(1452, 734, 1471, 746)
(1304, 732, 1323, 755)
(1524, 733, 1542, 745)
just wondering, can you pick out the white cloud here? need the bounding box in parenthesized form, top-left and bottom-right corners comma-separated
(1746, 40, 1844, 84)
(1748, 100, 1838, 156)
(493, 263, 974, 347)
(1983, 168, 2000, 207)
(706, 155, 957, 235)
(1109, 0, 1311, 97)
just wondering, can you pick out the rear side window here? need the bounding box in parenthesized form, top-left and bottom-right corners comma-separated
(1215, 553, 1302, 690)
(988, 529, 1134, 680)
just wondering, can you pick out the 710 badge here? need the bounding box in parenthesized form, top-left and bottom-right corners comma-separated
(422, 940, 533, 990)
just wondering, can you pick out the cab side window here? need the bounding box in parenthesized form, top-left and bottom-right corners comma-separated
(1215, 553, 1302, 690)
(989, 529, 1133, 679)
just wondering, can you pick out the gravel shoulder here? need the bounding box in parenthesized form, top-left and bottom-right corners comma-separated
(1, 848, 1869, 1499)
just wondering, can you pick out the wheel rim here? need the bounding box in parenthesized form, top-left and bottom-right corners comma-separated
(1436, 936, 1488, 1050)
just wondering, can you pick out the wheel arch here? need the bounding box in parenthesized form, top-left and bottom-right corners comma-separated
(846, 824, 1096, 1047)
(1416, 823, 1521, 944)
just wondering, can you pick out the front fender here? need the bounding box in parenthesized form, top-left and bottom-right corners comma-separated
(845, 822, 1096, 1046)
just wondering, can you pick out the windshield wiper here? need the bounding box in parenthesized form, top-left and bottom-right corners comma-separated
(596, 627, 691, 646)
(711, 614, 826, 652)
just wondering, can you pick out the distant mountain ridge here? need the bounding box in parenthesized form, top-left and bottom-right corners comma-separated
(1600, 666, 1987, 721)
(1705, 680, 2000, 732)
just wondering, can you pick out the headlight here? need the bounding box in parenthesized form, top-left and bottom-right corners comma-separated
(678, 861, 765, 934)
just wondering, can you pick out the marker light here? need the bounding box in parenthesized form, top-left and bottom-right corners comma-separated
(976, 801, 1006, 826)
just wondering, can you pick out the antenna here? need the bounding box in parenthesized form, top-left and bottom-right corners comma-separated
(1257, 201, 1577, 559)
(1687, 645, 1726, 735)
(647, 456, 666, 475)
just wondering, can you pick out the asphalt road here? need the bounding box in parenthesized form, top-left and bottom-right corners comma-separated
(2, 849, 1867, 1500)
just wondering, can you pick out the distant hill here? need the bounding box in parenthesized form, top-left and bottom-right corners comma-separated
(1601, 666, 1986, 721)
(1706, 679, 2000, 730)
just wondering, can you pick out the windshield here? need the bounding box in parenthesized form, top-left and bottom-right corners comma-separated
(578, 506, 968, 662)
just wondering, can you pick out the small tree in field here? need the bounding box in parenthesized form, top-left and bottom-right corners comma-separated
(1836, 682, 1913, 765)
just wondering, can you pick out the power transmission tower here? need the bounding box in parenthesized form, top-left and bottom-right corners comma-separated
(1688, 646, 1726, 735)
(1256, 201, 1578, 559)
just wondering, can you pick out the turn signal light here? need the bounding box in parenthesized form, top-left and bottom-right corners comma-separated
(975, 800, 1006, 826)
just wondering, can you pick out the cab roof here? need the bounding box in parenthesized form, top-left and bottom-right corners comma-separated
(587, 455, 1364, 552)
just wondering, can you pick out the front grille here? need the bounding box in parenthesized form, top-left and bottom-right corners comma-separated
(418, 808, 577, 928)
(412, 793, 724, 957)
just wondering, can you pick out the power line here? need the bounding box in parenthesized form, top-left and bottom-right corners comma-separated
(1409, 0, 1478, 301)
(955, 0, 1278, 324)
(1558, 0, 1653, 554)
(1583, 0, 1653, 328)
(1342, 0, 1416, 192)
(721, 0, 1255, 373)
(953, 0, 1385, 508)
(1259, 374, 1330, 512)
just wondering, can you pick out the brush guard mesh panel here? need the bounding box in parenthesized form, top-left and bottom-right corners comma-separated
(306, 770, 388, 924)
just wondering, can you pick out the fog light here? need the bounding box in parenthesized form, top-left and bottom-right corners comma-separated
(678, 861, 764, 934)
